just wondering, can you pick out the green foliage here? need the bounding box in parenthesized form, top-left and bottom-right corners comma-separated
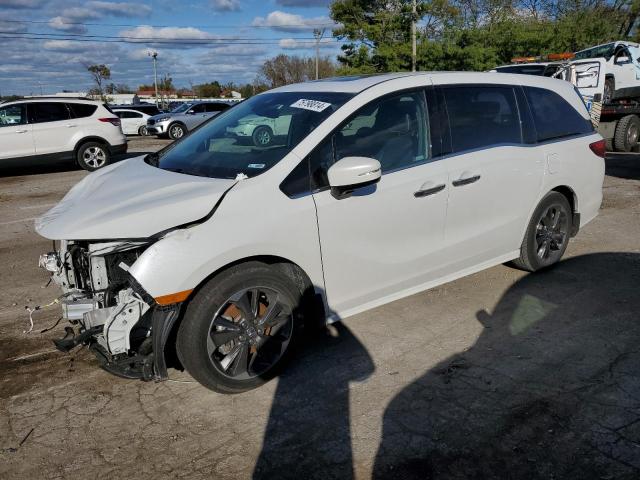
(331, 0, 640, 72)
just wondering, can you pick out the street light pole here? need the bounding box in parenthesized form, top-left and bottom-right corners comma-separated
(149, 51, 159, 107)
(313, 28, 325, 80)
(411, 0, 417, 72)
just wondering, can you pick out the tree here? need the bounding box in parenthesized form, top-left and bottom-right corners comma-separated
(257, 54, 337, 88)
(86, 64, 111, 101)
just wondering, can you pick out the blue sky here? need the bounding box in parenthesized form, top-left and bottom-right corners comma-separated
(0, 0, 341, 95)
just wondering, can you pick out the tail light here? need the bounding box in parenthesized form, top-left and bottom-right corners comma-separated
(589, 139, 606, 158)
(99, 117, 121, 127)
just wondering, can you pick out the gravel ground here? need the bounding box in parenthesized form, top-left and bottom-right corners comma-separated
(0, 139, 639, 479)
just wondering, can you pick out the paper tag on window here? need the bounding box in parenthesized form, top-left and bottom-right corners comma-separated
(290, 99, 331, 112)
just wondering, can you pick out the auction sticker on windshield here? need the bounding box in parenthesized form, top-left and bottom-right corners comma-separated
(290, 99, 332, 112)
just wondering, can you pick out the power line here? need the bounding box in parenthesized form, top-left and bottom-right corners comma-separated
(0, 18, 337, 30)
(0, 34, 337, 46)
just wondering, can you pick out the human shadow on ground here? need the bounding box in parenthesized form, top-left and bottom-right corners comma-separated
(253, 321, 375, 479)
(374, 252, 640, 479)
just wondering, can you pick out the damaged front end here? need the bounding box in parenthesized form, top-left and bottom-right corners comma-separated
(39, 240, 181, 381)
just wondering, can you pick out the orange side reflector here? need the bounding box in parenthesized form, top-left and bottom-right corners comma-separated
(154, 289, 193, 305)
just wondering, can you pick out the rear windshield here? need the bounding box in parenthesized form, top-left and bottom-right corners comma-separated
(148, 91, 353, 179)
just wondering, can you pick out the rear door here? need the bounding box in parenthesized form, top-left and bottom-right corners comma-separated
(29, 102, 74, 155)
(437, 84, 544, 271)
(569, 59, 606, 127)
(0, 103, 34, 159)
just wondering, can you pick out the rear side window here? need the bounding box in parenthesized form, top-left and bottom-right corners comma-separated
(442, 85, 522, 153)
(29, 102, 70, 123)
(524, 87, 593, 142)
(206, 103, 229, 112)
(68, 103, 97, 118)
(115, 111, 141, 118)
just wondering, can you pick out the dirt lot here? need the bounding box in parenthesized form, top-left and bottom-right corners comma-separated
(0, 138, 639, 479)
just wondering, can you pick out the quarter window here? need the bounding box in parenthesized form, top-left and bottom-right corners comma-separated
(29, 102, 70, 123)
(524, 86, 593, 142)
(0, 104, 26, 126)
(68, 103, 97, 118)
(443, 86, 522, 153)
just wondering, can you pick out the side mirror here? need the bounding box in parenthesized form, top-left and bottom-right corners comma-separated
(186, 110, 195, 115)
(328, 156, 381, 200)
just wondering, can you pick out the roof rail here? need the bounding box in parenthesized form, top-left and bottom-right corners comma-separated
(21, 96, 95, 101)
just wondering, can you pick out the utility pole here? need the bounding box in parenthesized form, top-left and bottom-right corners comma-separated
(313, 28, 325, 80)
(411, 0, 417, 72)
(149, 51, 159, 107)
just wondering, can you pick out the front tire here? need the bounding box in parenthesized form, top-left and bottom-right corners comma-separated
(138, 125, 149, 136)
(76, 141, 110, 171)
(604, 77, 615, 103)
(512, 192, 572, 272)
(176, 262, 303, 393)
(168, 123, 186, 140)
(252, 125, 273, 147)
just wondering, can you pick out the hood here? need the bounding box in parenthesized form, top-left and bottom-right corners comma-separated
(36, 156, 236, 240)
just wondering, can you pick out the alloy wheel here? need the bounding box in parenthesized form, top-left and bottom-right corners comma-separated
(170, 125, 184, 138)
(83, 146, 107, 169)
(535, 204, 569, 262)
(207, 287, 294, 380)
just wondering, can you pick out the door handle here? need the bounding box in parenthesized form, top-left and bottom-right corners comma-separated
(414, 184, 446, 198)
(452, 175, 481, 187)
(14, 129, 28, 133)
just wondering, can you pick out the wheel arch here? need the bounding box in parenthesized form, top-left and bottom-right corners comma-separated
(163, 255, 325, 369)
(550, 185, 580, 236)
(73, 136, 111, 156)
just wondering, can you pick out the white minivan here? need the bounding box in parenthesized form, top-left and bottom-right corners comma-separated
(36, 72, 605, 393)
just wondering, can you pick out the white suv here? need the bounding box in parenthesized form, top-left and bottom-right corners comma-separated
(35, 72, 604, 393)
(0, 97, 127, 171)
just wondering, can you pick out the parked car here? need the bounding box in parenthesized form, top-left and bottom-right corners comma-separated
(574, 41, 640, 102)
(226, 113, 292, 146)
(146, 101, 231, 139)
(0, 97, 126, 171)
(36, 72, 604, 393)
(112, 108, 151, 136)
(111, 103, 162, 116)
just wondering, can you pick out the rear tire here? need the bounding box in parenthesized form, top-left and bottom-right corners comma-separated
(512, 192, 572, 272)
(76, 141, 110, 171)
(176, 262, 304, 393)
(613, 114, 640, 152)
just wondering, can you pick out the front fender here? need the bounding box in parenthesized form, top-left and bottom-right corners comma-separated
(128, 180, 325, 302)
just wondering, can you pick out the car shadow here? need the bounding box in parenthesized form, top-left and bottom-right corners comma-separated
(253, 319, 375, 479)
(605, 153, 640, 180)
(373, 252, 640, 479)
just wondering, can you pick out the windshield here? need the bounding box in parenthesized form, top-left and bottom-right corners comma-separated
(171, 103, 192, 113)
(495, 65, 547, 75)
(575, 43, 616, 60)
(148, 91, 353, 179)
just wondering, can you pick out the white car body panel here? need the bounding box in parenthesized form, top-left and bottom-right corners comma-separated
(114, 109, 150, 135)
(37, 72, 605, 323)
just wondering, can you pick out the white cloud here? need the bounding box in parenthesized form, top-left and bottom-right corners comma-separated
(48, 16, 88, 33)
(88, 1, 152, 17)
(120, 25, 216, 41)
(252, 10, 334, 32)
(211, 0, 240, 12)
